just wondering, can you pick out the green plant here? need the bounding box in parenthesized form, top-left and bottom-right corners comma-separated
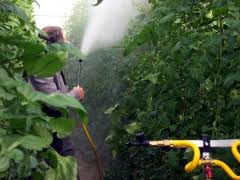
(64, 0, 88, 49)
(0, 0, 87, 179)
(107, 0, 240, 179)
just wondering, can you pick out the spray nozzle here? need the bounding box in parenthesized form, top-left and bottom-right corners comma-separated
(92, 0, 103, 6)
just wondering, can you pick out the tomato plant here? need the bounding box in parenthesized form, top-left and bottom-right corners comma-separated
(0, 0, 87, 179)
(107, 0, 240, 179)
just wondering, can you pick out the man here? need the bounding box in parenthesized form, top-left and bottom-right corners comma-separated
(29, 26, 84, 179)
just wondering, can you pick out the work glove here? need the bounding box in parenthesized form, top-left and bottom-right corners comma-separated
(69, 85, 85, 101)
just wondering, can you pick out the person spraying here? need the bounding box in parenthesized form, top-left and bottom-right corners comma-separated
(28, 26, 84, 179)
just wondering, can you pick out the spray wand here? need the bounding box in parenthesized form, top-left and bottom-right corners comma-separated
(77, 59, 83, 87)
(92, 0, 103, 6)
(76, 59, 104, 180)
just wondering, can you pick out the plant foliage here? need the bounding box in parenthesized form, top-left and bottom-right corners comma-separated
(0, 0, 87, 179)
(107, 0, 240, 179)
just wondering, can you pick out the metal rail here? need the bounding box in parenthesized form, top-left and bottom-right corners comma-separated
(127, 133, 240, 180)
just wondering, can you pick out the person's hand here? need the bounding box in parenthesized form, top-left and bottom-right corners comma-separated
(71, 85, 85, 101)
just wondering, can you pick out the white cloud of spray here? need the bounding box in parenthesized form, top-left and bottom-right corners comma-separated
(81, 0, 147, 55)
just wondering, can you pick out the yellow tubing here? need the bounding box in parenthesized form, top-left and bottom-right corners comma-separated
(212, 160, 240, 180)
(232, 141, 240, 163)
(171, 140, 200, 173)
(200, 159, 240, 180)
(81, 123, 104, 180)
(150, 139, 240, 179)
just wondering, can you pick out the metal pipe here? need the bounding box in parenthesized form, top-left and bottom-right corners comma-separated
(77, 59, 83, 86)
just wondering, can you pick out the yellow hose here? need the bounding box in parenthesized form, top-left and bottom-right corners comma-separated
(171, 140, 200, 173)
(80, 123, 104, 180)
(199, 159, 240, 180)
(197, 141, 240, 180)
(213, 160, 240, 180)
(232, 141, 240, 163)
(150, 139, 240, 179)
(212, 160, 240, 180)
(149, 140, 200, 173)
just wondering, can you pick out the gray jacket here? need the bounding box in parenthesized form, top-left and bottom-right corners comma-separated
(29, 72, 68, 94)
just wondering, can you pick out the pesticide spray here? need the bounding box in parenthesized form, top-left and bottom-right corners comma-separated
(80, 0, 148, 55)
(76, 1, 148, 179)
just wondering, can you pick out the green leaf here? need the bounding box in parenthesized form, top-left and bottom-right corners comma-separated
(0, 128, 6, 136)
(47, 43, 86, 60)
(0, 35, 45, 57)
(16, 156, 38, 177)
(23, 51, 68, 77)
(183, 148, 193, 160)
(0, 68, 9, 80)
(1, 135, 22, 154)
(169, 125, 177, 133)
(224, 72, 240, 88)
(160, 115, 170, 128)
(0, 78, 88, 125)
(144, 73, 159, 84)
(225, 19, 240, 30)
(0, 1, 29, 21)
(45, 150, 77, 180)
(41, 94, 88, 124)
(21, 135, 51, 151)
(124, 25, 153, 56)
(166, 150, 179, 169)
(105, 104, 119, 115)
(192, 175, 200, 180)
(50, 118, 76, 138)
(0, 110, 31, 121)
(0, 156, 10, 172)
(159, 13, 175, 24)
(228, 97, 240, 108)
(41, 93, 84, 110)
(33, 125, 53, 145)
(0, 87, 14, 100)
(29, 156, 38, 169)
(105, 134, 114, 144)
(32, 172, 45, 180)
(6, 148, 24, 163)
(124, 122, 141, 135)
(112, 150, 117, 160)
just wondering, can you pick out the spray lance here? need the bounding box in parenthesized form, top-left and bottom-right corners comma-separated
(76, 59, 104, 180)
(92, 0, 103, 6)
(77, 59, 83, 87)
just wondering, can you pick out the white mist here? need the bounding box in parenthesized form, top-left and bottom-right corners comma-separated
(81, 0, 148, 55)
